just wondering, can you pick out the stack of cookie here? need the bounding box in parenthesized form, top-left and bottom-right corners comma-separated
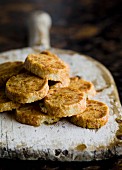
(0, 51, 109, 129)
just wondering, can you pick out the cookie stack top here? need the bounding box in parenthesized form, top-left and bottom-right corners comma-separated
(0, 50, 109, 129)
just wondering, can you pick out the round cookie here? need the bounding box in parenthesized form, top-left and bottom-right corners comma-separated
(24, 50, 70, 82)
(5, 72, 49, 104)
(15, 102, 60, 126)
(44, 87, 86, 117)
(70, 100, 109, 129)
(69, 76, 96, 98)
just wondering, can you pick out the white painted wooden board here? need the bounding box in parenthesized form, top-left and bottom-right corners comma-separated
(0, 46, 122, 160)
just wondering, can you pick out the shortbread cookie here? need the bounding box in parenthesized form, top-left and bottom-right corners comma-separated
(44, 87, 86, 117)
(70, 100, 109, 129)
(5, 72, 49, 104)
(15, 103, 60, 126)
(0, 61, 23, 87)
(0, 88, 20, 112)
(69, 77, 96, 98)
(24, 50, 70, 82)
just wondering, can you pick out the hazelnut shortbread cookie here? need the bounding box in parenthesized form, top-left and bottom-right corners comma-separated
(44, 87, 86, 117)
(0, 61, 23, 87)
(24, 50, 70, 82)
(70, 100, 109, 129)
(5, 72, 49, 104)
(69, 76, 96, 98)
(0, 88, 20, 112)
(15, 102, 60, 126)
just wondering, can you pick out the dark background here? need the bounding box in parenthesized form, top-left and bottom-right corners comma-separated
(0, 0, 122, 169)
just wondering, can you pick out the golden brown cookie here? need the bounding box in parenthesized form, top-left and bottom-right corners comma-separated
(0, 61, 23, 87)
(0, 88, 20, 112)
(69, 76, 96, 98)
(15, 102, 60, 126)
(24, 50, 70, 82)
(70, 100, 109, 129)
(5, 72, 49, 104)
(44, 87, 86, 117)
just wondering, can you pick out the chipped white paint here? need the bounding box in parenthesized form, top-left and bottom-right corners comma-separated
(0, 46, 122, 160)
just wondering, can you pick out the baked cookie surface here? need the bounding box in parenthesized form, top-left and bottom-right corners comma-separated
(69, 76, 96, 98)
(15, 102, 60, 126)
(5, 72, 49, 103)
(70, 100, 109, 129)
(0, 88, 20, 112)
(44, 87, 86, 117)
(24, 51, 70, 81)
(0, 61, 23, 87)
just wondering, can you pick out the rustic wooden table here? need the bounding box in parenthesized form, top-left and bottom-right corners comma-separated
(0, 0, 122, 169)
